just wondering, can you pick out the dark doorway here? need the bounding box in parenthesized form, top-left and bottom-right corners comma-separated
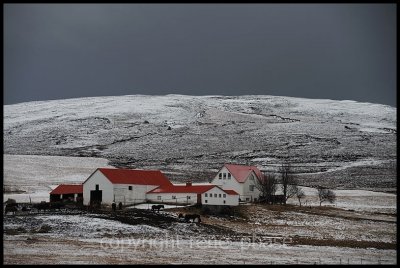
(197, 194, 201, 205)
(90, 189, 102, 205)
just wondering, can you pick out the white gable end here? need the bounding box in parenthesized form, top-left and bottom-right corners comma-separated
(210, 166, 243, 195)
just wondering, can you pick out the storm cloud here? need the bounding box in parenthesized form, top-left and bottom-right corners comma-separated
(4, 4, 396, 106)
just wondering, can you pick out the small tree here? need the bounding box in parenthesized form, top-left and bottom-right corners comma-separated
(255, 172, 277, 204)
(279, 162, 299, 204)
(296, 188, 305, 207)
(317, 186, 336, 206)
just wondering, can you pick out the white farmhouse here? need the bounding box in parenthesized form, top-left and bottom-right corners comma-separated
(82, 168, 172, 206)
(211, 164, 263, 202)
(147, 182, 239, 206)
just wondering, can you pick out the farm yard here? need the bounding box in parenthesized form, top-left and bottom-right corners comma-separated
(3, 154, 397, 264)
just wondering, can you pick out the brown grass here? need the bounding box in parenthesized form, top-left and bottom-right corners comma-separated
(292, 237, 397, 250)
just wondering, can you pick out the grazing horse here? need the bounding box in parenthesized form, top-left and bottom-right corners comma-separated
(179, 213, 201, 223)
(4, 204, 19, 215)
(151, 205, 164, 212)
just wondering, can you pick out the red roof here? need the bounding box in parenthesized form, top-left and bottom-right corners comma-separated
(98, 168, 172, 186)
(147, 184, 239, 195)
(50, 184, 83, 195)
(147, 185, 215, 194)
(224, 164, 263, 183)
(222, 189, 239, 195)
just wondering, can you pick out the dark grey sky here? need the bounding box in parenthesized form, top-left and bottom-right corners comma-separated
(4, 4, 397, 106)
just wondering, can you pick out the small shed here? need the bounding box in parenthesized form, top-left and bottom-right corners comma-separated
(50, 184, 83, 203)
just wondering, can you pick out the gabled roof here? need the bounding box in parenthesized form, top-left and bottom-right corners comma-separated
(147, 185, 215, 194)
(50, 184, 83, 195)
(97, 168, 173, 186)
(223, 164, 263, 183)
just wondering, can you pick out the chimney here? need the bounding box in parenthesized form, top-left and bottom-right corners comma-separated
(186, 182, 192, 187)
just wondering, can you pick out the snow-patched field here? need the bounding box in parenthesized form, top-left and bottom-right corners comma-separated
(4, 94, 396, 190)
(3, 235, 396, 265)
(3, 154, 112, 203)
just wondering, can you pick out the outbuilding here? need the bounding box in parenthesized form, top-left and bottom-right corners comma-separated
(50, 184, 83, 203)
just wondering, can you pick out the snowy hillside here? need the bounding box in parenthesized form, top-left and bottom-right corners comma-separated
(4, 95, 396, 191)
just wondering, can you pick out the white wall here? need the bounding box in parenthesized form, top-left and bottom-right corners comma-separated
(113, 184, 159, 205)
(146, 192, 198, 205)
(210, 166, 243, 195)
(82, 170, 114, 205)
(241, 171, 261, 202)
(202, 187, 239, 206)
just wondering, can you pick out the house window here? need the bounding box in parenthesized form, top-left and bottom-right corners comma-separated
(214, 194, 217, 198)
(129, 186, 133, 190)
(172, 196, 176, 199)
(223, 194, 226, 198)
(205, 193, 208, 197)
(246, 198, 250, 201)
(223, 200, 226, 204)
(250, 174, 255, 180)
(205, 200, 208, 203)
(223, 173, 226, 179)
(219, 194, 221, 198)
(187, 196, 191, 200)
(219, 173, 222, 179)
(157, 196, 161, 200)
(228, 173, 231, 179)
(95, 184, 99, 191)
(249, 185, 254, 192)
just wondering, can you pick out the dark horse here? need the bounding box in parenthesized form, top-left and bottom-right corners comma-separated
(151, 205, 164, 212)
(4, 203, 19, 215)
(179, 213, 201, 223)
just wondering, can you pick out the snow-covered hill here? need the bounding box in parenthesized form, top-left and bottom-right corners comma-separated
(4, 95, 396, 191)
